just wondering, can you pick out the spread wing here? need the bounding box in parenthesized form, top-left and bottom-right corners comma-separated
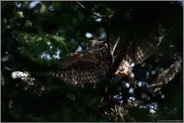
(113, 23, 166, 65)
(125, 24, 165, 64)
(51, 22, 166, 85)
(111, 23, 166, 78)
(51, 44, 110, 86)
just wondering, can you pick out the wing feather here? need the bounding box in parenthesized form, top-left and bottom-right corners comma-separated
(52, 44, 110, 85)
(125, 24, 165, 64)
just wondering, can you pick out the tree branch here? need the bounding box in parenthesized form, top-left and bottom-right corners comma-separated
(148, 53, 182, 93)
(106, 15, 112, 65)
(76, 1, 113, 18)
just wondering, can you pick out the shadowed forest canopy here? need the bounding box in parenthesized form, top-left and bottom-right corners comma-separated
(1, 1, 183, 122)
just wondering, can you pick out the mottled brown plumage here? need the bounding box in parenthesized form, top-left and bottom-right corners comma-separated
(51, 43, 110, 85)
(51, 24, 167, 86)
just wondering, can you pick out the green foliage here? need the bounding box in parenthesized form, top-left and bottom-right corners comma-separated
(1, 1, 183, 121)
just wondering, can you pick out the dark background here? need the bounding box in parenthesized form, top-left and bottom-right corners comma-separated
(1, 1, 183, 121)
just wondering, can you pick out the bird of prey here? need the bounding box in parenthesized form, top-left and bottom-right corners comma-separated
(51, 23, 181, 90)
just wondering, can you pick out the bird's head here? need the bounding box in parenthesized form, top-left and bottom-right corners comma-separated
(89, 40, 106, 50)
(115, 60, 134, 78)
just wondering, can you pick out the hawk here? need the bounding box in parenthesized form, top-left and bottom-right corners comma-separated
(51, 23, 182, 92)
(51, 24, 169, 87)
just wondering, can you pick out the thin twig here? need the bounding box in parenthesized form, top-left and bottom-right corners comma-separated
(106, 15, 112, 64)
(76, 1, 113, 18)
(112, 37, 120, 56)
(76, 1, 86, 9)
(127, 98, 157, 111)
